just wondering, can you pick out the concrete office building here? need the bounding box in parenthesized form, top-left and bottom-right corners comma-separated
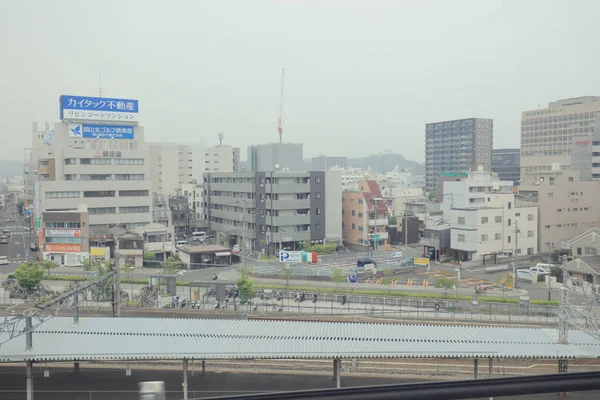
(443, 170, 537, 261)
(146, 142, 240, 196)
(31, 95, 153, 230)
(516, 170, 600, 254)
(41, 206, 90, 267)
(492, 148, 520, 185)
(425, 118, 493, 193)
(312, 155, 348, 171)
(520, 96, 600, 184)
(248, 143, 304, 172)
(203, 170, 342, 253)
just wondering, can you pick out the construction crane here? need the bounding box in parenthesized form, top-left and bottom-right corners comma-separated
(277, 68, 285, 143)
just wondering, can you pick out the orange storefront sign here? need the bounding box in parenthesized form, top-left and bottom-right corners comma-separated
(45, 244, 82, 253)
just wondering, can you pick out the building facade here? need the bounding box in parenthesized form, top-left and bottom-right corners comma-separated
(425, 118, 493, 193)
(146, 142, 239, 196)
(342, 181, 390, 250)
(492, 148, 520, 185)
(41, 207, 90, 267)
(247, 143, 304, 172)
(33, 122, 153, 229)
(520, 96, 600, 181)
(443, 171, 537, 261)
(203, 170, 342, 253)
(312, 155, 348, 171)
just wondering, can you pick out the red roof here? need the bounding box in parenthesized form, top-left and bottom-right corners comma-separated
(361, 180, 387, 213)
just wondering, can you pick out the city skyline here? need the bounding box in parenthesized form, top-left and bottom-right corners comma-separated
(3, 1, 600, 162)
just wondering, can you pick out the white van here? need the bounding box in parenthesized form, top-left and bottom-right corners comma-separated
(176, 240, 189, 246)
(0, 256, 8, 265)
(192, 232, 207, 240)
(530, 263, 553, 275)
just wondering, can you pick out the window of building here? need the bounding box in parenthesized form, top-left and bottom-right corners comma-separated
(528, 214, 535, 221)
(527, 230, 534, 238)
(357, 199, 363, 204)
(495, 233, 501, 240)
(83, 191, 115, 198)
(315, 223, 321, 231)
(80, 174, 112, 181)
(45, 191, 80, 198)
(89, 207, 116, 214)
(458, 234, 465, 243)
(352, 210, 356, 216)
(507, 218, 511, 226)
(120, 206, 150, 214)
(114, 158, 144, 165)
(495, 216, 502, 223)
(315, 177, 321, 183)
(585, 247, 597, 255)
(527, 247, 534, 255)
(516, 248, 522, 254)
(568, 176, 574, 182)
(556, 208, 562, 212)
(507, 235, 511, 243)
(457, 217, 465, 225)
(80, 158, 111, 165)
(358, 212, 363, 217)
(481, 217, 488, 224)
(480, 234, 488, 242)
(114, 174, 145, 180)
(548, 192, 554, 198)
(45, 237, 81, 244)
(351, 223, 355, 230)
(119, 190, 149, 197)
(508, 202, 512, 209)
(315, 192, 321, 199)
(577, 247, 582, 255)
(65, 158, 76, 165)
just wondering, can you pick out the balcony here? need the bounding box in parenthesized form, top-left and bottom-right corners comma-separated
(368, 218, 388, 226)
(209, 182, 255, 193)
(271, 214, 310, 226)
(270, 199, 310, 210)
(271, 183, 309, 194)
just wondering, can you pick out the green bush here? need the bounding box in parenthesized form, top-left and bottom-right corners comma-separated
(303, 244, 337, 255)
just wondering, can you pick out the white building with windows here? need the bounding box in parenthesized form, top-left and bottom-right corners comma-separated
(443, 169, 538, 261)
(32, 122, 153, 229)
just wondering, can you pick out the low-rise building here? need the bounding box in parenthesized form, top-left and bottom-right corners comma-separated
(342, 180, 390, 250)
(136, 223, 174, 262)
(110, 226, 144, 268)
(41, 206, 90, 267)
(176, 244, 233, 269)
(444, 170, 538, 262)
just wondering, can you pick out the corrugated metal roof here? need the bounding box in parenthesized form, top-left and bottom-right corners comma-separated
(1, 317, 600, 362)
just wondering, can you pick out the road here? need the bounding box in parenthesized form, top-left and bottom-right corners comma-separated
(0, 366, 596, 400)
(0, 206, 37, 272)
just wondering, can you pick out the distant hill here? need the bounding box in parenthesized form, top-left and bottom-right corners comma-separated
(0, 160, 22, 178)
(348, 153, 424, 174)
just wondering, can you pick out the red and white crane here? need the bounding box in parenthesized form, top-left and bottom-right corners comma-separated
(277, 68, 285, 143)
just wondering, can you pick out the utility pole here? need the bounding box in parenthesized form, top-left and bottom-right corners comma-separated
(513, 220, 519, 289)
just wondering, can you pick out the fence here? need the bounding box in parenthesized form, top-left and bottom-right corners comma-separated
(0, 390, 268, 400)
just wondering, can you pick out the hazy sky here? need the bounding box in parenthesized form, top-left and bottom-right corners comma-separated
(1, 0, 599, 163)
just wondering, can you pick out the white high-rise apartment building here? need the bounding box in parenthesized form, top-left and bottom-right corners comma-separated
(146, 143, 240, 195)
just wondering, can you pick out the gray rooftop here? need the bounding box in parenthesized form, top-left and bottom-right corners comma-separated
(2, 317, 600, 362)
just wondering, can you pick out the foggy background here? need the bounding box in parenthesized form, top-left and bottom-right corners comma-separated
(1, 0, 599, 162)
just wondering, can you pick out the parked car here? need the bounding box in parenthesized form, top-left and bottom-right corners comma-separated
(3, 230, 10, 237)
(30, 242, 39, 251)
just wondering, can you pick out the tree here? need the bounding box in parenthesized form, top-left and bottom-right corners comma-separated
(14, 262, 45, 292)
(280, 265, 294, 288)
(381, 268, 394, 294)
(41, 260, 59, 276)
(236, 273, 255, 305)
(82, 258, 111, 276)
(435, 277, 456, 296)
(499, 272, 514, 290)
(331, 268, 346, 291)
(164, 256, 182, 274)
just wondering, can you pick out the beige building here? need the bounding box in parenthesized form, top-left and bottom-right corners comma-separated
(520, 96, 600, 182)
(565, 228, 600, 286)
(517, 171, 600, 253)
(41, 207, 90, 267)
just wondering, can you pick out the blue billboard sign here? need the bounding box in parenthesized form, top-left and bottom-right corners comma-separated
(60, 95, 139, 123)
(25, 209, 30, 217)
(69, 124, 134, 140)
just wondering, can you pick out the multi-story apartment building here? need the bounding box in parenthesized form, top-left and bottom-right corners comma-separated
(146, 142, 239, 196)
(30, 95, 153, 230)
(492, 148, 520, 185)
(443, 170, 537, 261)
(247, 143, 304, 172)
(571, 129, 600, 181)
(312, 155, 347, 171)
(181, 182, 205, 231)
(41, 206, 90, 267)
(516, 170, 600, 253)
(204, 170, 342, 253)
(520, 96, 600, 183)
(425, 118, 493, 193)
(342, 181, 390, 250)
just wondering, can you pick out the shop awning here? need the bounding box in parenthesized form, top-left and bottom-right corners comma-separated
(215, 252, 231, 257)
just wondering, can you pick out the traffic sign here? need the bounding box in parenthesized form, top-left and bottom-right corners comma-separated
(369, 234, 380, 240)
(35, 218, 40, 228)
(390, 250, 403, 259)
(279, 250, 301, 263)
(25, 250, 30, 257)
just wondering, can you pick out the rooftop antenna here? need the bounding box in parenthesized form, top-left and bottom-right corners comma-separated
(98, 73, 104, 98)
(277, 68, 285, 144)
(218, 132, 224, 146)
